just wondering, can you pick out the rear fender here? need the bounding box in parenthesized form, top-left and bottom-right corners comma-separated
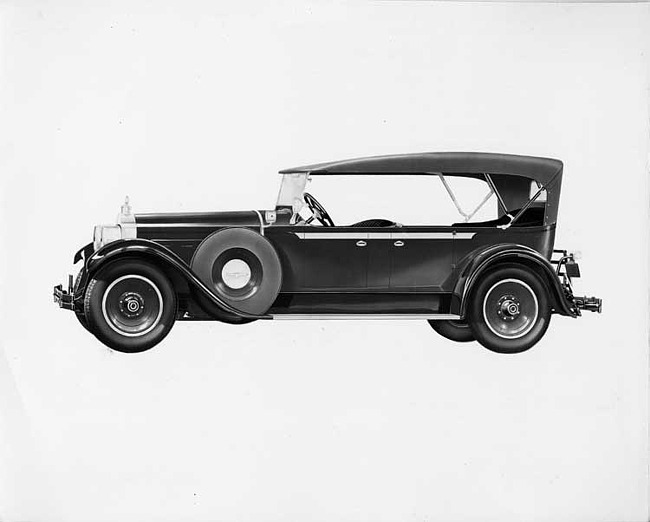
(452, 243, 576, 319)
(84, 239, 268, 320)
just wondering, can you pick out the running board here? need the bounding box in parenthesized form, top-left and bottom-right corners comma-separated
(270, 313, 461, 320)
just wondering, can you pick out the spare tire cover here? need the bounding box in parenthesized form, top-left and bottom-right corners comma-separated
(190, 228, 282, 315)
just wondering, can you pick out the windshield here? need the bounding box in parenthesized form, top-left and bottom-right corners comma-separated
(276, 173, 309, 207)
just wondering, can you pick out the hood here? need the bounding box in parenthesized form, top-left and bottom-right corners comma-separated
(135, 210, 263, 241)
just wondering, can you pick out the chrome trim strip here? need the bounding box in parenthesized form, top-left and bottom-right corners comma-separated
(271, 313, 461, 320)
(293, 231, 476, 240)
(298, 232, 369, 240)
(454, 232, 477, 239)
(373, 232, 477, 240)
(137, 223, 245, 228)
(391, 232, 456, 240)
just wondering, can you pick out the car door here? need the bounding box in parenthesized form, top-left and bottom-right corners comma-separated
(290, 226, 369, 291)
(386, 226, 456, 291)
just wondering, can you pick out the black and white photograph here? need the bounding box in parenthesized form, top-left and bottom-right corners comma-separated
(1, 1, 648, 521)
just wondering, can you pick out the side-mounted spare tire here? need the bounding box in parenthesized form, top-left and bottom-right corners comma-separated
(190, 227, 283, 319)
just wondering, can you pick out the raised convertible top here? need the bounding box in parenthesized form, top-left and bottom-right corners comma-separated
(280, 152, 564, 226)
(280, 152, 563, 186)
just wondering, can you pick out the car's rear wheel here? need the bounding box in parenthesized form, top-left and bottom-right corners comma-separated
(84, 260, 177, 353)
(468, 265, 551, 354)
(428, 319, 475, 342)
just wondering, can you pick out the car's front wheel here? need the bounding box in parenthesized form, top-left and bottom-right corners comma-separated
(84, 259, 177, 353)
(468, 265, 551, 354)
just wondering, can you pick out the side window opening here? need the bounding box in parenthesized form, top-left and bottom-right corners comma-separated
(506, 181, 547, 227)
(438, 176, 498, 225)
(530, 180, 547, 202)
(302, 174, 500, 227)
(284, 174, 547, 228)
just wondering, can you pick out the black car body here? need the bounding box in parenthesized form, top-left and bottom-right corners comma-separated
(54, 152, 601, 353)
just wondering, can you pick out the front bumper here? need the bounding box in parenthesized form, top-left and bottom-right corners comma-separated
(53, 275, 75, 311)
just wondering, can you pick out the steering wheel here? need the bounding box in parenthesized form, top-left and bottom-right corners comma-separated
(303, 192, 335, 227)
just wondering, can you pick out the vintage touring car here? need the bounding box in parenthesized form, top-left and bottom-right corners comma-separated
(54, 152, 601, 354)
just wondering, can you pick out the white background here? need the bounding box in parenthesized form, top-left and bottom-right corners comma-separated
(1, 1, 649, 521)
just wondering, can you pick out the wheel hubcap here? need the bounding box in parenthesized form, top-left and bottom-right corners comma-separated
(119, 292, 145, 318)
(483, 278, 538, 339)
(497, 295, 521, 321)
(221, 259, 252, 289)
(102, 275, 163, 337)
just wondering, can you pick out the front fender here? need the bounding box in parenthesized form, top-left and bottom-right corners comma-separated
(84, 238, 268, 320)
(451, 243, 576, 319)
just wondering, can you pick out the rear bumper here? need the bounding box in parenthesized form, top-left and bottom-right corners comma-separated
(573, 295, 602, 314)
(552, 249, 602, 316)
(53, 275, 76, 311)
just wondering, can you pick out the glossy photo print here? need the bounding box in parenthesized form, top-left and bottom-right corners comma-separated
(1, 1, 649, 521)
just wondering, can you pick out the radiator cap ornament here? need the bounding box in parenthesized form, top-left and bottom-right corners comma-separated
(117, 196, 135, 224)
(120, 196, 131, 216)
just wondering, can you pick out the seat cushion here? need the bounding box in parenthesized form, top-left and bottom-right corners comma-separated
(351, 218, 396, 228)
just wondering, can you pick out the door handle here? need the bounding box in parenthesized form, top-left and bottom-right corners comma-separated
(356, 240, 367, 247)
(393, 240, 404, 247)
